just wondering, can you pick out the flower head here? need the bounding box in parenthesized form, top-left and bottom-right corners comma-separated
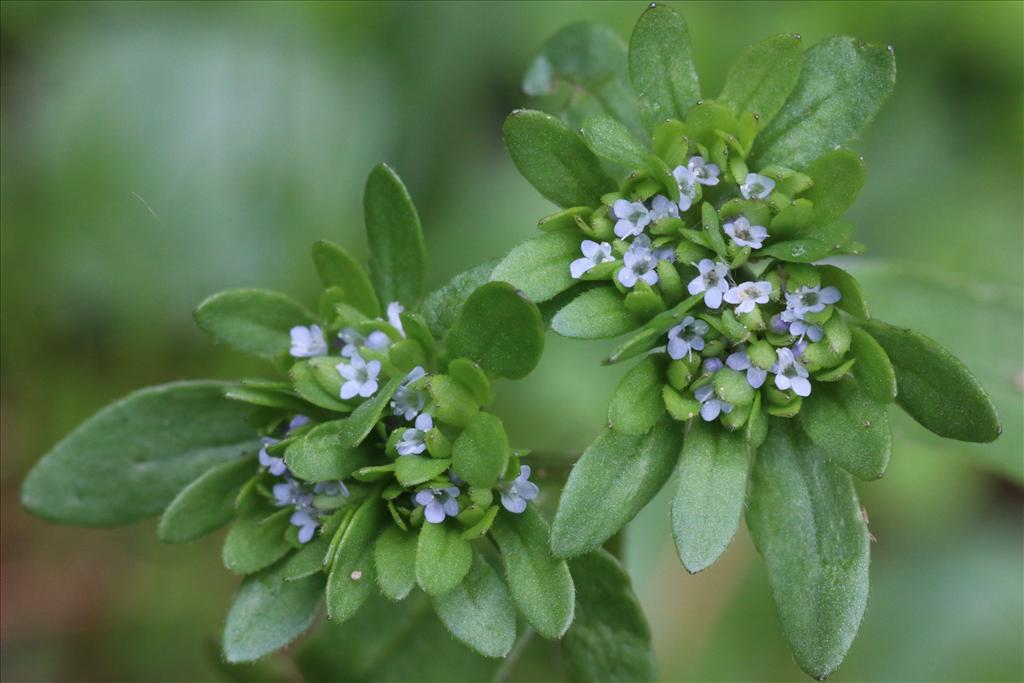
(570, 239, 615, 279)
(687, 156, 721, 186)
(726, 347, 768, 389)
(740, 173, 776, 200)
(724, 280, 772, 314)
(272, 477, 312, 508)
(396, 412, 433, 456)
(336, 353, 382, 400)
(783, 285, 842, 318)
(391, 366, 428, 420)
(289, 324, 328, 358)
(723, 216, 769, 249)
(617, 235, 660, 288)
(649, 194, 680, 222)
(289, 507, 321, 544)
(772, 347, 812, 397)
(695, 384, 734, 422)
(498, 465, 540, 514)
(687, 259, 731, 309)
(671, 165, 699, 211)
(339, 327, 391, 358)
(788, 319, 823, 342)
(612, 199, 651, 239)
(667, 316, 709, 360)
(258, 437, 287, 477)
(414, 486, 461, 524)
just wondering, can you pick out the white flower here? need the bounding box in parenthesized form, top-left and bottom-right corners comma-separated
(687, 259, 731, 309)
(726, 348, 768, 389)
(611, 199, 651, 239)
(570, 239, 615, 279)
(338, 327, 392, 358)
(649, 194, 680, 222)
(391, 366, 428, 420)
(687, 156, 720, 186)
(289, 324, 328, 358)
(666, 316, 709, 360)
(415, 487, 461, 524)
(724, 281, 773, 314)
(617, 235, 660, 288)
(387, 301, 406, 337)
(695, 384, 734, 422)
(396, 413, 433, 456)
(336, 353, 382, 400)
(783, 285, 842, 318)
(722, 216, 769, 249)
(740, 173, 776, 200)
(772, 347, 812, 397)
(671, 165, 699, 212)
(498, 465, 540, 514)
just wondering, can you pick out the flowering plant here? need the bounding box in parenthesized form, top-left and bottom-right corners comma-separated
(20, 5, 1001, 682)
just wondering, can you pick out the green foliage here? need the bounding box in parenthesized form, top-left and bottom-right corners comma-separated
(563, 550, 656, 683)
(364, 163, 427, 307)
(491, 229, 582, 303)
(804, 149, 866, 226)
(416, 521, 473, 596)
(432, 556, 517, 658)
(158, 455, 256, 543)
(374, 526, 418, 601)
(194, 289, 313, 359)
(628, 4, 700, 129)
(451, 412, 510, 488)
(503, 109, 614, 208)
(444, 281, 544, 379)
(552, 421, 681, 559)
(223, 562, 325, 663)
(580, 115, 649, 169)
(719, 34, 804, 127)
(864, 319, 1001, 442)
(551, 286, 643, 339)
(608, 358, 666, 435)
(223, 503, 292, 575)
(671, 420, 749, 573)
(285, 420, 372, 481)
(22, 381, 261, 526)
(799, 376, 891, 481)
(420, 260, 497, 338)
(326, 497, 382, 623)
(746, 419, 870, 680)
(312, 240, 381, 317)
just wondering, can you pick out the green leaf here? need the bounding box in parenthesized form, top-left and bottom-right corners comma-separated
(752, 36, 896, 168)
(671, 420, 749, 574)
(224, 385, 310, 413)
(628, 4, 700, 129)
(284, 420, 373, 482)
(283, 529, 335, 581)
(223, 506, 292, 575)
(816, 265, 869, 320)
(312, 240, 381, 317)
(223, 562, 325, 663)
(289, 361, 352, 413)
(158, 455, 255, 543)
(580, 114, 649, 169)
(416, 521, 473, 596)
(759, 221, 852, 263)
(432, 555, 516, 658)
(521, 21, 645, 139)
(608, 358, 666, 436)
(22, 381, 261, 526)
(848, 327, 897, 404)
(451, 412, 510, 488)
(746, 418, 870, 680)
(503, 109, 614, 208)
(395, 456, 451, 487)
(491, 229, 582, 304)
(194, 289, 313, 359)
(420, 260, 498, 338)
(804, 149, 866, 225)
(719, 33, 804, 128)
(863, 319, 1001, 443)
(490, 506, 575, 639)
(374, 525, 417, 601)
(364, 163, 427, 307)
(551, 286, 643, 339)
(563, 550, 655, 683)
(551, 420, 681, 559)
(326, 497, 383, 623)
(336, 377, 403, 447)
(799, 376, 892, 480)
(444, 281, 544, 379)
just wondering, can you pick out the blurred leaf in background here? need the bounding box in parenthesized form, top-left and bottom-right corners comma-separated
(2, 2, 1020, 681)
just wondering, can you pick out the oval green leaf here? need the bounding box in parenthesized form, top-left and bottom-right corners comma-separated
(416, 521, 473, 596)
(326, 497, 382, 623)
(194, 289, 313, 359)
(451, 412, 510, 489)
(432, 555, 516, 658)
(719, 33, 804, 128)
(364, 163, 427, 307)
(551, 286, 643, 340)
(580, 114, 649, 169)
(284, 420, 373, 482)
(374, 525, 418, 601)
(848, 327, 897, 404)
(158, 454, 256, 543)
(312, 240, 381, 317)
(628, 4, 700, 129)
(491, 229, 582, 304)
(804, 149, 866, 225)
(608, 358, 666, 436)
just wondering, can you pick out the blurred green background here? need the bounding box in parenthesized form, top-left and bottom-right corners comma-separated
(2, 1, 1021, 681)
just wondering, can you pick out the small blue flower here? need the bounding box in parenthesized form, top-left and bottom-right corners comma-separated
(290, 507, 321, 544)
(336, 353, 382, 400)
(414, 486, 461, 524)
(396, 413, 433, 456)
(671, 165, 700, 211)
(687, 156, 721, 186)
(667, 316, 709, 360)
(695, 384, 734, 422)
(772, 347, 812, 397)
(723, 216, 769, 249)
(649, 194, 680, 222)
(288, 415, 310, 432)
(272, 477, 312, 508)
(339, 327, 391, 358)
(391, 366, 428, 420)
(617, 235, 660, 288)
(740, 173, 776, 200)
(687, 259, 731, 309)
(258, 438, 287, 476)
(498, 465, 540, 514)
(290, 324, 328, 358)
(726, 347, 768, 389)
(611, 199, 652, 239)
(703, 357, 724, 374)
(783, 285, 841, 318)
(724, 280, 772, 314)
(570, 239, 615, 279)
